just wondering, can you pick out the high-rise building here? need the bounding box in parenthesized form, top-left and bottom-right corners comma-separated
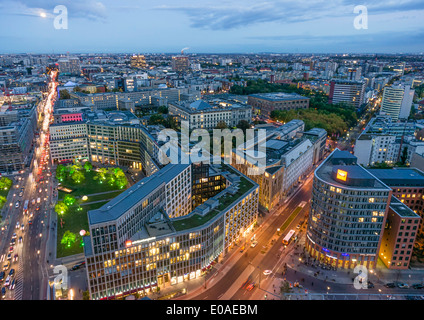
(130, 55, 147, 69)
(171, 55, 189, 73)
(306, 150, 392, 269)
(328, 80, 366, 108)
(57, 57, 81, 75)
(247, 93, 310, 117)
(380, 84, 414, 121)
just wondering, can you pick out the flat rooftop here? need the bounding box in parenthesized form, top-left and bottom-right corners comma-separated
(249, 92, 309, 102)
(368, 168, 424, 187)
(87, 164, 189, 225)
(316, 149, 390, 190)
(389, 196, 421, 218)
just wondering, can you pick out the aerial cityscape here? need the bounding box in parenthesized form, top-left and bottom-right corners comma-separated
(1, 0, 424, 307)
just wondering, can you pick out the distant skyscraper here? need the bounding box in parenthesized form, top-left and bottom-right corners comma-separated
(130, 54, 147, 69)
(171, 55, 189, 73)
(57, 57, 81, 75)
(380, 84, 414, 121)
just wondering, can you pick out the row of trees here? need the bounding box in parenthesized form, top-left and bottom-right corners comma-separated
(93, 167, 128, 189)
(56, 161, 93, 183)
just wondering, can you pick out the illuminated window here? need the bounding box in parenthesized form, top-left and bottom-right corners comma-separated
(372, 218, 377, 222)
(368, 198, 375, 203)
(336, 170, 347, 181)
(359, 218, 364, 222)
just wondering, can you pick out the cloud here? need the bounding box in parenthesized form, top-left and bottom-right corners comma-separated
(156, 0, 424, 30)
(0, 0, 107, 21)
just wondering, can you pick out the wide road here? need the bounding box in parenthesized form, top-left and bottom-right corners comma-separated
(193, 176, 313, 300)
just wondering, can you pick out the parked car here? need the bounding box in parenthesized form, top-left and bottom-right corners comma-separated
(1, 287, 5, 298)
(250, 241, 258, 248)
(367, 281, 375, 288)
(412, 283, 424, 289)
(385, 283, 396, 288)
(398, 283, 409, 289)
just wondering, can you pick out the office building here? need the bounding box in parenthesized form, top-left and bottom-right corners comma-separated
(328, 80, 366, 108)
(171, 55, 190, 73)
(378, 197, 420, 270)
(130, 55, 147, 69)
(380, 84, 414, 121)
(57, 57, 81, 75)
(306, 150, 392, 269)
(83, 163, 259, 300)
(168, 98, 252, 130)
(247, 93, 310, 117)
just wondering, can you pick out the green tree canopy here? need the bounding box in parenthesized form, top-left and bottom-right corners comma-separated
(61, 230, 77, 247)
(63, 194, 76, 207)
(71, 170, 85, 184)
(55, 201, 68, 215)
(83, 161, 93, 172)
(0, 177, 13, 191)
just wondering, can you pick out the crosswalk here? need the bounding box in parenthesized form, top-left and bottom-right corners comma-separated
(13, 257, 24, 300)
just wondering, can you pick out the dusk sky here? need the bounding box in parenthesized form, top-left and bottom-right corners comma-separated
(1, 0, 423, 54)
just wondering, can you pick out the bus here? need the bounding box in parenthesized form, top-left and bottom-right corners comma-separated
(23, 200, 29, 214)
(282, 230, 296, 246)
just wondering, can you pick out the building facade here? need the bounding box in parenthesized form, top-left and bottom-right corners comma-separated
(247, 93, 310, 117)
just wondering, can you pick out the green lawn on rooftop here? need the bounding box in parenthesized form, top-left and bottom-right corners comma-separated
(58, 170, 124, 199)
(56, 201, 108, 258)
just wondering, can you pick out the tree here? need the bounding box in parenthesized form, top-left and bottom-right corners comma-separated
(63, 195, 76, 207)
(61, 230, 77, 248)
(83, 161, 93, 172)
(148, 114, 165, 126)
(71, 170, 85, 184)
(236, 120, 251, 133)
(95, 168, 108, 182)
(82, 291, 90, 300)
(0, 177, 12, 191)
(59, 89, 71, 100)
(158, 106, 168, 114)
(400, 146, 408, 165)
(0, 195, 7, 209)
(55, 201, 68, 215)
(215, 121, 228, 129)
(56, 164, 66, 181)
(115, 169, 128, 189)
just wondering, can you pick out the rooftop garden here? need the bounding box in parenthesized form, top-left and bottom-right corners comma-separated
(172, 176, 255, 232)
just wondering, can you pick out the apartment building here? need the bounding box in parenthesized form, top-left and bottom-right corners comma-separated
(328, 79, 366, 108)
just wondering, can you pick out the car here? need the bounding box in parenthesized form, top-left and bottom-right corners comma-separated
(20, 224, 24, 231)
(36, 206, 40, 211)
(11, 233, 17, 240)
(19, 192, 23, 197)
(385, 283, 396, 288)
(8, 247, 13, 253)
(18, 237, 22, 244)
(15, 201, 20, 208)
(398, 283, 409, 289)
(10, 239, 15, 246)
(367, 281, 375, 289)
(6, 254, 11, 260)
(0, 272, 4, 282)
(28, 220, 32, 225)
(13, 254, 18, 262)
(250, 241, 258, 248)
(246, 282, 256, 291)
(1, 287, 5, 298)
(263, 270, 272, 276)
(3, 261, 10, 271)
(4, 276, 10, 287)
(9, 279, 15, 290)
(412, 283, 424, 289)
(8, 269, 14, 277)
(15, 222, 20, 229)
(38, 188, 42, 193)
(296, 224, 301, 229)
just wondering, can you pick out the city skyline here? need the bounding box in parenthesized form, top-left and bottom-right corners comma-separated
(0, 0, 424, 54)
